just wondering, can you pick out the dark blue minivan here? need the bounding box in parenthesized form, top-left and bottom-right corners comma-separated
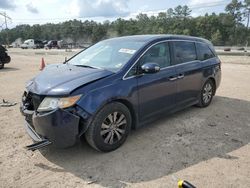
(21, 35, 221, 152)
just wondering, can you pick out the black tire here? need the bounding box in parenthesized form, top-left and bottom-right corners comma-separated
(0, 61, 4, 69)
(4, 55, 11, 63)
(197, 79, 215, 107)
(85, 102, 132, 152)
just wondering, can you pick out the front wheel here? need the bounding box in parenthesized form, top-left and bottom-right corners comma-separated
(197, 79, 215, 107)
(85, 102, 132, 152)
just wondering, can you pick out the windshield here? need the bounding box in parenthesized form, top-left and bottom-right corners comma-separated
(68, 39, 145, 72)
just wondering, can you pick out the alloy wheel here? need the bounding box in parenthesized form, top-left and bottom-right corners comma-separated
(100, 112, 127, 145)
(202, 82, 213, 104)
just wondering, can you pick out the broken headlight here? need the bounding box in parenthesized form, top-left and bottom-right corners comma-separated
(37, 95, 82, 112)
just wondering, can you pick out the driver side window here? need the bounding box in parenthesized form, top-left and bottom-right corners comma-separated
(125, 42, 171, 79)
(140, 42, 171, 68)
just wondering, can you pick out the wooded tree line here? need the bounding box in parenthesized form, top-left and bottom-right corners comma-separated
(0, 0, 249, 46)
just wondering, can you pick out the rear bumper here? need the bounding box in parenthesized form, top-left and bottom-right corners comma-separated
(21, 106, 80, 149)
(215, 67, 221, 89)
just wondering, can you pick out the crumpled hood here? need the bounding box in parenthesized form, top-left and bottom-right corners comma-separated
(26, 64, 113, 96)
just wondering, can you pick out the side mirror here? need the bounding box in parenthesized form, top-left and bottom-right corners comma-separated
(141, 63, 160, 74)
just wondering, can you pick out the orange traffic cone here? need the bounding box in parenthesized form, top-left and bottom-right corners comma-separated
(40, 57, 46, 71)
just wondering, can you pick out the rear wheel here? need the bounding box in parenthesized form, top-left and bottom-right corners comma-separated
(197, 79, 215, 107)
(0, 61, 4, 69)
(85, 102, 131, 152)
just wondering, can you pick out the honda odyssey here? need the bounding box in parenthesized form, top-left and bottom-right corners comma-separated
(20, 35, 221, 152)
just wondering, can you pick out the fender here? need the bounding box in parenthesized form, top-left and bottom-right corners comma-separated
(75, 76, 139, 133)
(201, 58, 221, 88)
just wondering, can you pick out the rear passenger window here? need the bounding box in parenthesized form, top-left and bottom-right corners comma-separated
(173, 41, 197, 64)
(196, 43, 215, 61)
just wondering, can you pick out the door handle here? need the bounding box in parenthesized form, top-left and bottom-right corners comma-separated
(169, 76, 178, 81)
(177, 74, 184, 79)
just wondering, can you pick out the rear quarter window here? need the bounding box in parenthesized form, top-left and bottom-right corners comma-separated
(196, 43, 215, 61)
(172, 41, 197, 64)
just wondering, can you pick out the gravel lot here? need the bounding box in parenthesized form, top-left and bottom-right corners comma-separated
(0, 49, 250, 188)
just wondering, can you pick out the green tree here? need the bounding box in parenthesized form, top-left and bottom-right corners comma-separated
(243, 0, 250, 29)
(173, 5, 191, 18)
(225, 0, 244, 44)
(166, 8, 174, 18)
(211, 29, 223, 45)
(226, 0, 243, 23)
(0, 4, 249, 46)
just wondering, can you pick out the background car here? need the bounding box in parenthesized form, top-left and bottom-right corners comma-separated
(21, 39, 36, 49)
(45, 40, 59, 49)
(34, 40, 44, 49)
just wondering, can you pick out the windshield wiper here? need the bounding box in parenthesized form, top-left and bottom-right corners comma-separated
(74, 65, 98, 69)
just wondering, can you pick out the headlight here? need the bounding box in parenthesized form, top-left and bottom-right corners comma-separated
(37, 95, 82, 112)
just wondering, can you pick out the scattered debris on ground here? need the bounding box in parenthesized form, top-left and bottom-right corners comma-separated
(0, 99, 17, 107)
(208, 123, 217, 127)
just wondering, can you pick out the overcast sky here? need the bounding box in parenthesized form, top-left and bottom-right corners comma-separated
(0, 0, 231, 27)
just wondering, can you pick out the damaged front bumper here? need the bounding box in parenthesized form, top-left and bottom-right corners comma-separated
(21, 105, 80, 151)
(24, 120, 52, 151)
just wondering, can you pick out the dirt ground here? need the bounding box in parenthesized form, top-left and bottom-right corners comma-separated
(0, 49, 250, 188)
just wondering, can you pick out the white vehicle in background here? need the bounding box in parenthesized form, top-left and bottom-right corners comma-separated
(21, 39, 36, 49)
